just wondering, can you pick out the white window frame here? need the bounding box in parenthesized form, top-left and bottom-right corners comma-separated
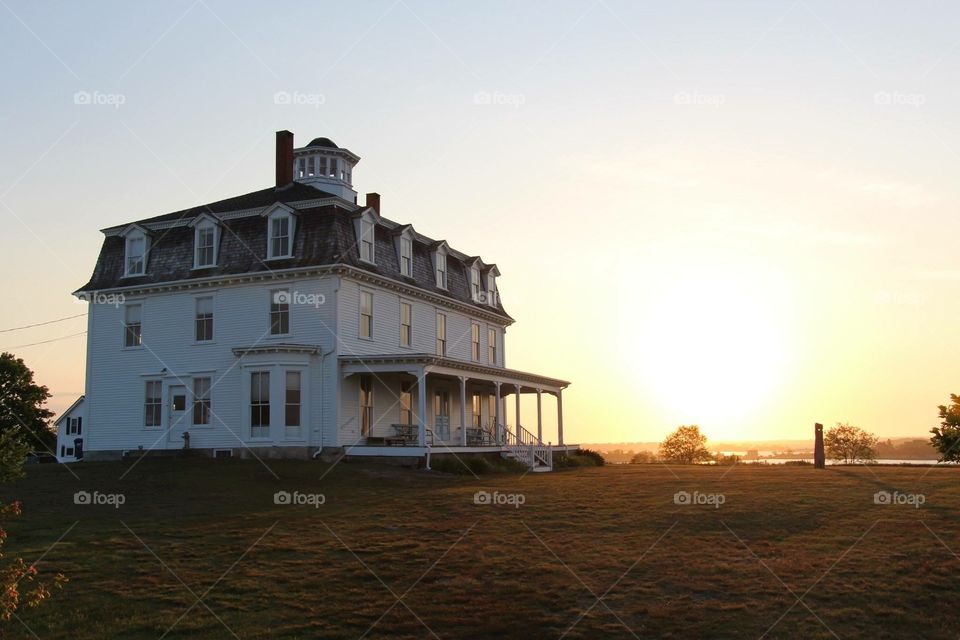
(124, 233, 148, 277)
(270, 289, 290, 336)
(435, 252, 447, 289)
(192, 377, 212, 426)
(144, 380, 162, 428)
(124, 303, 142, 348)
(284, 370, 302, 439)
(194, 296, 214, 343)
(436, 313, 447, 356)
(400, 237, 413, 277)
(471, 322, 480, 362)
(471, 266, 481, 301)
(250, 371, 270, 439)
(400, 301, 412, 348)
(267, 212, 294, 259)
(359, 291, 373, 340)
(488, 327, 497, 365)
(360, 219, 375, 264)
(359, 375, 374, 438)
(194, 223, 218, 268)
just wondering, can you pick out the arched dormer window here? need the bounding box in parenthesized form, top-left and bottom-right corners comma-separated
(432, 241, 449, 290)
(392, 225, 416, 278)
(120, 224, 150, 277)
(352, 207, 380, 265)
(262, 203, 296, 260)
(189, 213, 220, 269)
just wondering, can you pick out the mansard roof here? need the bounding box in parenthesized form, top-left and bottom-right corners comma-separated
(78, 185, 511, 320)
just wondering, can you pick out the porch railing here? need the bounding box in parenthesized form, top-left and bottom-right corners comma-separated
(501, 423, 552, 470)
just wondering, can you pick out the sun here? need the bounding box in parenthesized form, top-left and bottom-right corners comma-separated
(625, 260, 794, 435)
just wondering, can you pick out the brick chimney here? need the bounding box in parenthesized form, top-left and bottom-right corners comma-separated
(365, 192, 380, 214)
(275, 130, 294, 188)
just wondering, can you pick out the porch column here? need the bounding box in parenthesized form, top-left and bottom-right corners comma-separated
(494, 381, 502, 442)
(417, 366, 427, 446)
(459, 376, 468, 447)
(536, 388, 543, 442)
(557, 389, 564, 446)
(514, 384, 521, 434)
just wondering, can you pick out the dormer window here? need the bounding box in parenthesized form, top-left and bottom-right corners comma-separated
(470, 266, 481, 300)
(121, 226, 150, 277)
(400, 237, 413, 277)
(193, 225, 217, 268)
(435, 253, 447, 289)
(360, 219, 375, 263)
(125, 236, 146, 276)
(263, 206, 296, 260)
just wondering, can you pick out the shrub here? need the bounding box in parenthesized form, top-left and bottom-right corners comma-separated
(554, 449, 605, 469)
(631, 451, 659, 464)
(577, 448, 605, 466)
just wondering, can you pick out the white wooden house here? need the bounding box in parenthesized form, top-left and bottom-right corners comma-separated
(54, 395, 85, 462)
(75, 132, 571, 470)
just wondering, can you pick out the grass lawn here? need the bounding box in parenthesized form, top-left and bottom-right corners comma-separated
(4, 459, 960, 639)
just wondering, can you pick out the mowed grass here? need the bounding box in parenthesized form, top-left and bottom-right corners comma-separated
(4, 459, 960, 639)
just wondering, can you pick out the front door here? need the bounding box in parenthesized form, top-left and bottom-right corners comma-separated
(168, 385, 189, 444)
(434, 391, 450, 441)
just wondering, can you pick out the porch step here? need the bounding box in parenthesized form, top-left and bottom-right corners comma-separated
(531, 465, 552, 473)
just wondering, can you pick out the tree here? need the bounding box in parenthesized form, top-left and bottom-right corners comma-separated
(0, 353, 55, 450)
(0, 428, 65, 621)
(824, 423, 878, 463)
(630, 451, 658, 464)
(658, 425, 713, 464)
(930, 394, 960, 462)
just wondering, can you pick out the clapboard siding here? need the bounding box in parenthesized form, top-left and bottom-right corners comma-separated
(85, 276, 338, 453)
(337, 277, 506, 365)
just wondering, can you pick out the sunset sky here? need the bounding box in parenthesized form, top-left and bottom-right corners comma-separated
(2, 1, 959, 444)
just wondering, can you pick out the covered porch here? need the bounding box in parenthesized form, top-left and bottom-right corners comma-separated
(339, 354, 570, 456)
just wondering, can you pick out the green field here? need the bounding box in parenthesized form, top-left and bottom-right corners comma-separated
(4, 459, 960, 639)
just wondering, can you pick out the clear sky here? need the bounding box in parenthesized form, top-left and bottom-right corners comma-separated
(2, 1, 959, 444)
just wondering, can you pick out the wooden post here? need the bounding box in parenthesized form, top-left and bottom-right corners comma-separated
(459, 376, 468, 447)
(536, 388, 543, 442)
(417, 367, 427, 447)
(557, 390, 564, 446)
(814, 422, 825, 469)
(494, 381, 502, 442)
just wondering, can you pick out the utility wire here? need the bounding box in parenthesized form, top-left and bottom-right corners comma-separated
(3, 331, 87, 350)
(0, 313, 87, 333)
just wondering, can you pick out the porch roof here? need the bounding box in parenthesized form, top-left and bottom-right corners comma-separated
(338, 353, 570, 392)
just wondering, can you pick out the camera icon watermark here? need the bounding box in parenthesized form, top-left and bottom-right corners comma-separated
(74, 90, 126, 109)
(873, 91, 925, 108)
(274, 490, 325, 508)
(74, 490, 126, 509)
(674, 490, 725, 509)
(873, 490, 925, 509)
(473, 90, 526, 108)
(674, 91, 725, 108)
(273, 90, 326, 109)
(75, 291, 126, 307)
(472, 290, 498, 306)
(473, 490, 525, 509)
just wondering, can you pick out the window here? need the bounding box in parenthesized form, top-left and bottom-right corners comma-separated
(488, 394, 497, 429)
(250, 372, 270, 438)
(296, 158, 305, 178)
(471, 323, 480, 361)
(399, 382, 413, 426)
(435, 252, 447, 289)
(488, 327, 497, 365)
(306, 156, 315, 177)
(436, 313, 446, 356)
(400, 302, 412, 348)
(318, 156, 327, 177)
(145, 381, 162, 427)
(360, 220, 375, 263)
(195, 297, 213, 342)
(285, 371, 301, 436)
(359, 291, 373, 339)
(329, 157, 339, 178)
(66, 417, 82, 435)
(471, 266, 481, 301)
(195, 225, 216, 268)
(472, 394, 482, 428)
(124, 304, 142, 348)
(192, 377, 211, 426)
(359, 375, 373, 437)
(487, 272, 498, 305)
(125, 235, 146, 276)
(270, 290, 290, 335)
(268, 215, 291, 258)
(400, 237, 413, 276)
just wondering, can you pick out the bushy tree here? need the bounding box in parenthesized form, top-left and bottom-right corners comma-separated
(0, 354, 55, 450)
(658, 425, 712, 464)
(824, 423, 878, 463)
(930, 394, 960, 462)
(0, 428, 65, 621)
